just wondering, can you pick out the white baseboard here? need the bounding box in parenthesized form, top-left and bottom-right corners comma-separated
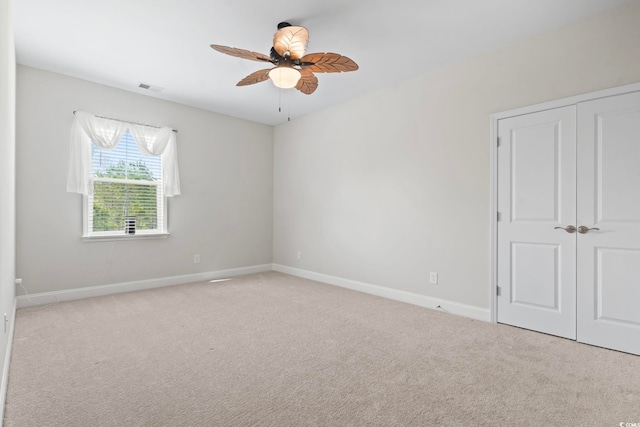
(272, 264, 491, 322)
(16, 264, 273, 309)
(15, 263, 491, 322)
(0, 297, 17, 427)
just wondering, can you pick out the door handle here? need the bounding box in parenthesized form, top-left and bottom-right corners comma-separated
(578, 225, 600, 234)
(554, 225, 576, 233)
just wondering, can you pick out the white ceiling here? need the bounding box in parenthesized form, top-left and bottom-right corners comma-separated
(14, 0, 634, 126)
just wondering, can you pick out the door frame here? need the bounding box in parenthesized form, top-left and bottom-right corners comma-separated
(489, 81, 640, 323)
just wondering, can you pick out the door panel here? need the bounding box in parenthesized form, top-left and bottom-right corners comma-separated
(597, 106, 640, 221)
(596, 248, 640, 325)
(511, 243, 559, 309)
(511, 124, 562, 222)
(577, 91, 640, 355)
(497, 106, 577, 339)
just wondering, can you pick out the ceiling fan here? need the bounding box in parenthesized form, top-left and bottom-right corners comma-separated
(210, 22, 358, 95)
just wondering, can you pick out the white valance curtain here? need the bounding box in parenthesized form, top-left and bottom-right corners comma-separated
(66, 111, 181, 196)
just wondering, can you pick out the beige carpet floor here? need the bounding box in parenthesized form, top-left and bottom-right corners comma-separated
(4, 271, 640, 426)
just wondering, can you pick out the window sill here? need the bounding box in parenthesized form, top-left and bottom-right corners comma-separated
(82, 232, 170, 242)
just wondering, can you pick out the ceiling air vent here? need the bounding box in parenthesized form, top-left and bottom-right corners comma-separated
(137, 82, 164, 92)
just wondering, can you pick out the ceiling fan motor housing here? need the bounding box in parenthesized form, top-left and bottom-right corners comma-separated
(273, 23, 309, 60)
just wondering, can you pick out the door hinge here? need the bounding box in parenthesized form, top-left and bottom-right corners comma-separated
(497, 286, 501, 296)
(497, 137, 501, 147)
(497, 212, 501, 221)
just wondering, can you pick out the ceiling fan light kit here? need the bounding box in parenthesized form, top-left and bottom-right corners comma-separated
(210, 22, 358, 95)
(268, 66, 301, 89)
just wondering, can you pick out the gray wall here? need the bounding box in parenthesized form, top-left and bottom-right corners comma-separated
(273, 2, 640, 310)
(0, 0, 16, 400)
(16, 67, 274, 294)
(13, 2, 640, 312)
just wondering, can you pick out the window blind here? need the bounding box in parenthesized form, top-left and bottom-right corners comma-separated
(87, 131, 165, 236)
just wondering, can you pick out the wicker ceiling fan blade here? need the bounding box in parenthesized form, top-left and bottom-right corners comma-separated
(295, 69, 318, 95)
(236, 69, 272, 86)
(210, 45, 272, 62)
(300, 52, 359, 73)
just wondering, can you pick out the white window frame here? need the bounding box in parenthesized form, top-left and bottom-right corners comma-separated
(82, 138, 170, 242)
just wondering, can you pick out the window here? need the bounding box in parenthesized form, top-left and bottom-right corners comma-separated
(84, 131, 166, 238)
(67, 111, 180, 240)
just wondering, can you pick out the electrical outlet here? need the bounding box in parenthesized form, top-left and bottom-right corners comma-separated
(296, 251, 302, 260)
(429, 272, 438, 284)
(194, 254, 201, 264)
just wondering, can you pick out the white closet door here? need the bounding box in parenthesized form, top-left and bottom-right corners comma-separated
(497, 106, 577, 339)
(577, 91, 640, 355)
